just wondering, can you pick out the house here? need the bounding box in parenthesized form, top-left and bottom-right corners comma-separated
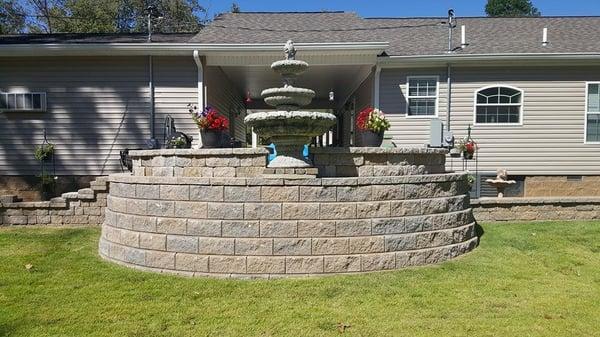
(1, 12, 599, 199)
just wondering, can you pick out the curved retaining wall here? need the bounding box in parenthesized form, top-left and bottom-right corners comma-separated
(99, 172, 478, 278)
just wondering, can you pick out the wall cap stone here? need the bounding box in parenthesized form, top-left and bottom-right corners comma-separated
(310, 147, 448, 155)
(129, 148, 269, 158)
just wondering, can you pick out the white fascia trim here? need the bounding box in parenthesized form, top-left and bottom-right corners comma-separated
(378, 52, 600, 66)
(0, 41, 389, 56)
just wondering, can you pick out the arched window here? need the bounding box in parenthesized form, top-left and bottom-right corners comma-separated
(474, 86, 523, 124)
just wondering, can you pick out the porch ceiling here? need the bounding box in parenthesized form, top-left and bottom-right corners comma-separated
(219, 64, 373, 106)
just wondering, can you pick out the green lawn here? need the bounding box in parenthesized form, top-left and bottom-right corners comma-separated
(0, 222, 599, 337)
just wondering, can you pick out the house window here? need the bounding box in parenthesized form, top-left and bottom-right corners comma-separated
(0, 92, 46, 112)
(406, 76, 438, 117)
(475, 86, 522, 124)
(586, 83, 600, 143)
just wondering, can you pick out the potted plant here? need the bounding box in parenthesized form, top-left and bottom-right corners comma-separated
(456, 138, 478, 160)
(166, 132, 193, 149)
(34, 143, 55, 162)
(189, 104, 230, 148)
(355, 107, 391, 147)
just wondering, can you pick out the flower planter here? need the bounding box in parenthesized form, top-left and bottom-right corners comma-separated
(463, 151, 474, 160)
(358, 130, 384, 147)
(200, 130, 224, 148)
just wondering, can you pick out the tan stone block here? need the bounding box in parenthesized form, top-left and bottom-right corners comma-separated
(107, 195, 127, 213)
(235, 238, 273, 255)
(372, 218, 406, 235)
(139, 233, 166, 250)
(421, 198, 449, 215)
(356, 202, 391, 218)
(130, 214, 157, 232)
(174, 201, 208, 218)
(147, 200, 174, 217)
(166, 235, 198, 253)
(208, 203, 244, 220)
(145, 251, 175, 269)
(297, 220, 336, 237)
(119, 229, 139, 247)
(189, 186, 224, 201)
(285, 256, 323, 274)
(261, 186, 299, 202)
(320, 203, 356, 219)
(361, 253, 396, 271)
(247, 256, 285, 274)
(209, 256, 246, 274)
(212, 167, 236, 177)
(273, 238, 311, 255)
(298, 186, 336, 202)
(324, 255, 361, 273)
(198, 237, 235, 254)
(336, 186, 371, 202)
(222, 221, 259, 237)
(372, 185, 404, 201)
(259, 220, 297, 237)
(282, 203, 319, 220)
(175, 253, 209, 272)
(390, 200, 421, 217)
(312, 238, 349, 255)
(349, 236, 384, 253)
(83, 206, 102, 216)
(159, 185, 190, 201)
(156, 217, 187, 234)
(183, 167, 213, 177)
(224, 186, 261, 202)
(336, 219, 371, 236)
(206, 156, 240, 167)
(244, 203, 282, 220)
(187, 219, 221, 236)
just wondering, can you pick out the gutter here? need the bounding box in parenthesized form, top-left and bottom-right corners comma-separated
(378, 52, 600, 66)
(0, 41, 389, 56)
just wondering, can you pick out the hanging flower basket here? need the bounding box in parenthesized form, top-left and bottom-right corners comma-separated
(34, 143, 54, 162)
(355, 107, 390, 147)
(189, 104, 229, 148)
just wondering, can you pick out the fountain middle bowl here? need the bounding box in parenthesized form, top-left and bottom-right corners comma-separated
(261, 87, 315, 109)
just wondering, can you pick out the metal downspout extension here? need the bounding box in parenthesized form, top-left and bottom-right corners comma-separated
(149, 55, 155, 139)
(446, 63, 452, 131)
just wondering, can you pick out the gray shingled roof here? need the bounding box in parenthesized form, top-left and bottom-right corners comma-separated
(192, 12, 600, 56)
(0, 33, 195, 44)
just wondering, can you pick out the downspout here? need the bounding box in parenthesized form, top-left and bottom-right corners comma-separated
(446, 63, 452, 131)
(149, 55, 155, 139)
(373, 65, 382, 109)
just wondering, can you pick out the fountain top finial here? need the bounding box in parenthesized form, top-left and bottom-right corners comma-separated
(284, 40, 296, 60)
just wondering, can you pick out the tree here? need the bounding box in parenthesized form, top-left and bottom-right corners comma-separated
(485, 0, 541, 17)
(0, 0, 27, 34)
(24, 0, 207, 33)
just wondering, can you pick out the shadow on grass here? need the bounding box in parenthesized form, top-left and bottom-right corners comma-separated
(475, 222, 485, 240)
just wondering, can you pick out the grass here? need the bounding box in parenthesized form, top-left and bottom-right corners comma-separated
(0, 222, 599, 337)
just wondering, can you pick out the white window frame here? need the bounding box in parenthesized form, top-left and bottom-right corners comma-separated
(0, 91, 47, 112)
(473, 85, 524, 126)
(584, 81, 600, 145)
(405, 75, 439, 118)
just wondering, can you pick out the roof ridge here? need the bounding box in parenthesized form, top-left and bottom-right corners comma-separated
(227, 11, 348, 14)
(364, 15, 600, 20)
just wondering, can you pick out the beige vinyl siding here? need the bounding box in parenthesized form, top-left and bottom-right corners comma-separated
(380, 68, 448, 147)
(153, 56, 198, 145)
(0, 56, 151, 176)
(205, 66, 247, 144)
(379, 65, 600, 175)
(0, 56, 199, 176)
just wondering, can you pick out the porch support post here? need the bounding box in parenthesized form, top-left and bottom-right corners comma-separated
(193, 50, 205, 148)
(148, 55, 155, 139)
(446, 63, 452, 131)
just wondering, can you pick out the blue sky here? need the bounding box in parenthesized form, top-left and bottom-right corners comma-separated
(204, 0, 600, 18)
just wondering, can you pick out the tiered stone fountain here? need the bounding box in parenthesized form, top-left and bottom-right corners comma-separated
(245, 40, 336, 169)
(98, 41, 478, 279)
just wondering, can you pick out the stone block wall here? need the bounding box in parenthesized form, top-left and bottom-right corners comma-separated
(0, 177, 108, 226)
(129, 148, 268, 178)
(311, 147, 447, 177)
(99, 172, 478, 278)
(524, 176, 600, 197)
(472, 197, 600, 221)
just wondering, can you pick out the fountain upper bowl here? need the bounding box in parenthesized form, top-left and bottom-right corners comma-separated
(271, 60, 309, 76)
(261, 87, 315, 109)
